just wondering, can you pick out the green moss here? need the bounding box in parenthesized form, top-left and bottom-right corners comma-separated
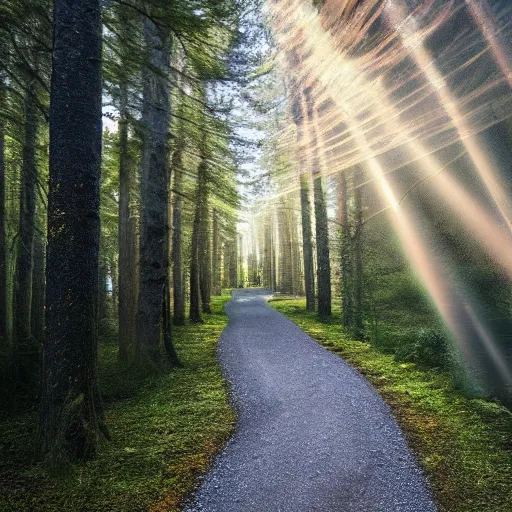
(270, 297, 512, 512)
(0, 294, 235, 512)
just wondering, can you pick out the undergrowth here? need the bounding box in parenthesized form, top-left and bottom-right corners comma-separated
(0, 294, 234, 512)
(270, 296, 512, 512)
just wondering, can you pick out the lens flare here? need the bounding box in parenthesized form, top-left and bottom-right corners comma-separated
(258, 0, 512, 393)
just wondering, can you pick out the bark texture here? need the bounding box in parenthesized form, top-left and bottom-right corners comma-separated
(40, 0, 106, 461)
(314, 176, 331, 319)
(340, 172, 353, 328)
(212, 209, 222, 296)
(171, 143, 185, 325)
(135, 18, 172, 364)
(304, 86, 331, 318)
(300, 175, 315, 311)
(353, 168, 364, 339)
(0, 86, 6, 346)
(118, 84, 137, 360)
(14, 84, 37, 348)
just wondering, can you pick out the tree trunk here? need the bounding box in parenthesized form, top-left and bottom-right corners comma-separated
(230, 238, 238, 288)
(212, 209, 222, 295)
(163, 275, 180, 366)
(300, 175, 315, 310)
(14, 83, 37, 346)
(340, 172, 353, 328)
(171, 143, 185, 325)
(193, 149, 212, 313)
(135, 18, 172, 365)
(189, 197, 202, 323)
(118, 83, 136, 360)
(40, 0, 107, 461)
(304, 86, 331, 318)
(271, 218, 277, 291)
(0, 82, 6, 346)
(353, 168, 364, 340)
(238, 233, 245, 287)
(31, 232, 45, 345)
(14, 82, 38, 387)
(314, 176, 331, 319)
(262, 213, 273, 289)
(98, 258, 109, 321)
(199, 202, 211, 313)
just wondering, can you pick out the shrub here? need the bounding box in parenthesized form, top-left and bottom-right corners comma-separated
(411, 328, 454, 369)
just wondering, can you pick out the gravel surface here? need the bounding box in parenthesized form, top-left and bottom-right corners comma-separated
(185, 289, 437, 512)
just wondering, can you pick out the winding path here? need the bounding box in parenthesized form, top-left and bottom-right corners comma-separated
(186, 289, 436, 512)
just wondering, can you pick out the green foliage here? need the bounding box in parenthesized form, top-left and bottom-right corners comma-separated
(0, 295, 234, 512)
(398, 328, 454, 370)
(271, 297, 512, 512)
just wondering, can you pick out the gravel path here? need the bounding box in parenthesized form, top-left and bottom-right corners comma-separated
(186, 289, 437, 512)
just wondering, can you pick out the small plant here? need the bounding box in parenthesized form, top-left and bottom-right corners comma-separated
(412, 328, 454, 369)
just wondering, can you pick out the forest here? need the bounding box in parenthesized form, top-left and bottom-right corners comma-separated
(1, 0, 512, 511)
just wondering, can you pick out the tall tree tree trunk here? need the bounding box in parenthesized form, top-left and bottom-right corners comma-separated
(171, 143, 185, 325)
(300, 175, 315, 310)
(198, 198, 211, 313)
(193, 140, 212, 313)
(262, 213, 272, 289)
(340, 172, 353, 328)
(313, 176, 331, 319)
(190, 198, 202, 323)
(110, 257, 118, 317)
(212, 209, 222, 295)
(98, 257, 109, 321)
(304, 85, 331, 319)
(31, 232, 45, 345)
(163, 279, 180, 365)
(0, 79, 6, 347)
(135, 18, 172, 365)
(229, 237, 238, 288)
(14, 84, 37, 342)
(40, 0, 107, 461)
(271, 218, 277, 291)
(117, 83, 136, 360)
(353, 168, 364, 340)
(290, 207, 301, 295)
(14, 81, 38, 386)
(238, 233, 244, 287)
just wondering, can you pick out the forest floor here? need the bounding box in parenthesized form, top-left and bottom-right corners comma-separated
(187, 289, 435, 512)
(270, 296, 512, 512)
(0, 294, 235, 512)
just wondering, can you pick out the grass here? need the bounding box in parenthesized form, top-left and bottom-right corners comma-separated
(270, 296, 512, 512)
(0, 294, 235, 512)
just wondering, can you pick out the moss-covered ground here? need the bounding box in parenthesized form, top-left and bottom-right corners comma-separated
(270, 297, 512, 512)
(0, 294, 234, 512)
